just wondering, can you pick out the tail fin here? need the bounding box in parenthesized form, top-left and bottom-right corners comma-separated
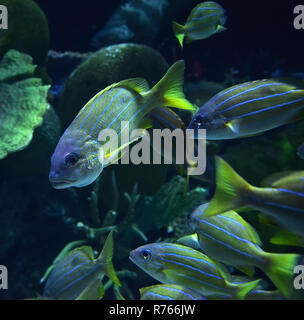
(172, 21, 185, 47)
(265, 253, 303, 299)
(152, 60, 195, 111)
(204, 156, 252, 217)
(230, 279, 261, 300)
(98, 231, 121, 286)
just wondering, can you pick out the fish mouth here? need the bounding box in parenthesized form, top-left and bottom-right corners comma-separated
(50, 179, 77, 189)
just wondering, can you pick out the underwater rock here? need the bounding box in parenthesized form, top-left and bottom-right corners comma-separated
(47, 50, 92, 97)
(0, 0, 50, 67)
(57, 43, 169, 130)
(91, 0, 198, 48)
(0, 50, 51, 161)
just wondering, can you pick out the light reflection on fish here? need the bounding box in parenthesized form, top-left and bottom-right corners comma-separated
(188, 79, 304, 140)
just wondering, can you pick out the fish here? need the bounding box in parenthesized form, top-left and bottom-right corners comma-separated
(187, 79, 304, 140)
(140, 284, 205, 300)
(204, 156, 304, 238)
(43, 231, 121, 300)
(298, 143, 304, 160)
(49, 60, 195, 189)
(129, 242, 260, 300)
(188, 203, 302, 299)
(172, 1, 227, 47)
(176, 233, 201, 251)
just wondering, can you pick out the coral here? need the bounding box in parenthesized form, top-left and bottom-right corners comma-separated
(0, 50, 51, 160)
(90, 0, 198, 48)
(136, 175, 207, 233)
(57, 43, 169, 130)
(0, 0, 50, 67)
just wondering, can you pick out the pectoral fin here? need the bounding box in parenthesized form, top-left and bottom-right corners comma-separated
(225, 119, 241, 135)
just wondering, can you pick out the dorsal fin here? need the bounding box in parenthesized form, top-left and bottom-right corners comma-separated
(113, 78, 150, 94)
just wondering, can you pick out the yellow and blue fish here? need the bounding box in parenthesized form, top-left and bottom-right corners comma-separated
(188, 203, 302, 299)
(172, 1, 227, 47)
(49, 60, 194, 189)
(204, 157, 304, 238)
(188, 79, 304, 139)
(43, 231, 120, 300)
(130, 242, 260, 300)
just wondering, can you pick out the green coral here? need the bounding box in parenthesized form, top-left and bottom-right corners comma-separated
(0, 0, 50, 67)
(0, 50, 50, 159)
(58, 43, 169, 129)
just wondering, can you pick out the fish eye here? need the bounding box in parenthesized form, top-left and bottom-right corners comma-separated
(141, 249, 151, 261)
(65, 152, 79, 167)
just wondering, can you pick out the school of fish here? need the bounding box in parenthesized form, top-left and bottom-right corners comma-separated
(47, 1, 304, 300)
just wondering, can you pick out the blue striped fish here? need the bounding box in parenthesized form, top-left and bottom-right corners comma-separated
(188, 79, 304, 139)
(43, 231, 120, 300)
(298, 143, 304, 160)
(204, 157, 304, 238)
(188, 203, 302, 299)
(129, 242, 260, 300)
(172, 1, 227, 47)
(49, 60, 194, 189)
(140, 284, 205, 300)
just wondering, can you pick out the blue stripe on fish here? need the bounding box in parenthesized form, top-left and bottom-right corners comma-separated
(161, 285, 199, 299)
(213, 97, 304, 124)
(118, 99, 156, 137)
(159, 246, 217, 269)
(198, 230, 259, 261)
(90, 89, 124, 135)
(46, 259, 91, 294)
(145, 292, 175, 300)
(216, 215, 247, 230)
(216, 89, 301, 115)
(191, 13, 219, 21)
(155, 107, 180, 122)
(204, 82, 253, 111)
(158, 256, 222, 280)
(179, 274, 226, 291)
(195, 217, 259, 247)
(278, 188, 304, 198)
(53, 264, 99, 298)
(79, 91, 107, 130)
(213, 83, 284, 112)
(152, 114, 177, 129)
(264, 201, 304, 213)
